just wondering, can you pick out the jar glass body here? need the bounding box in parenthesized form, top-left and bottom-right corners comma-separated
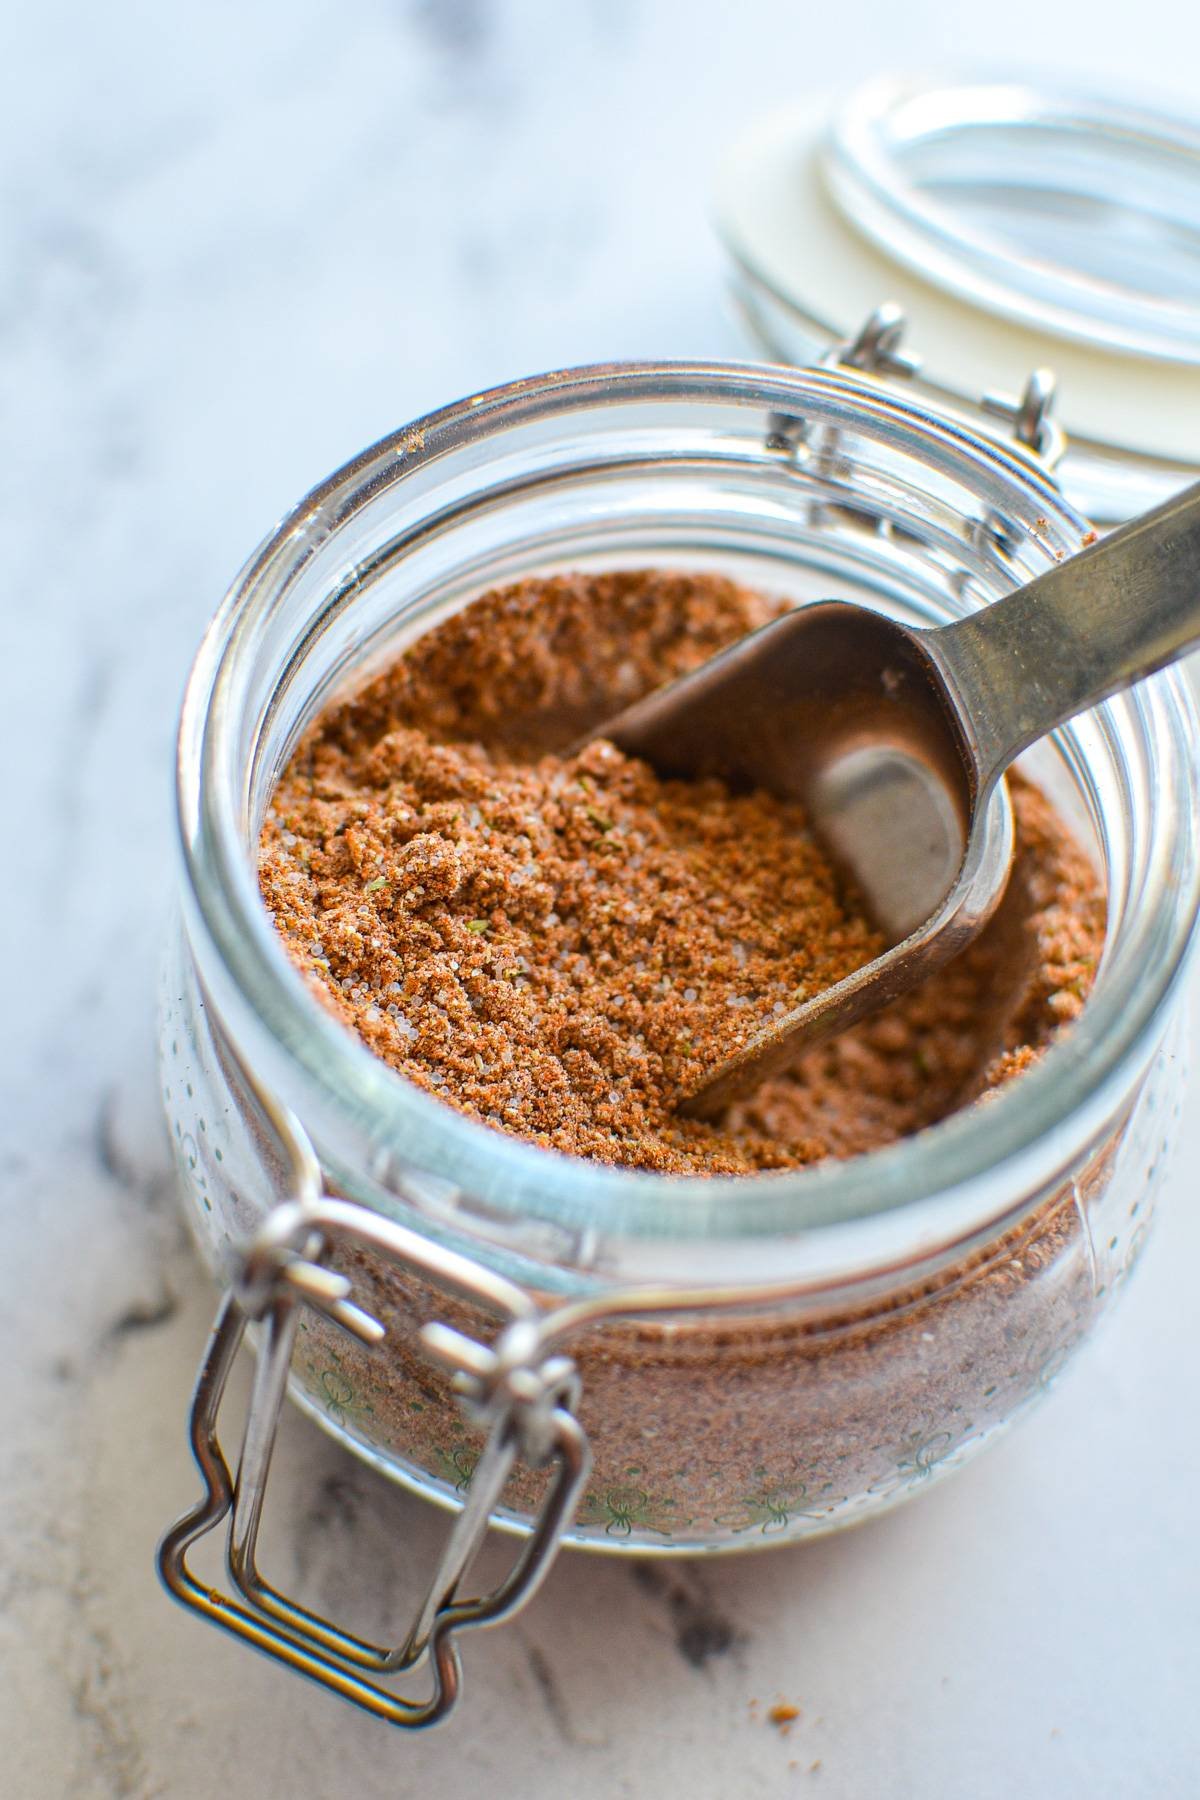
(163, 364, 1200, 1552)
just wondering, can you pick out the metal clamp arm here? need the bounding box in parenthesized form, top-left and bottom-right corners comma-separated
(158, 1179, 591, 1730)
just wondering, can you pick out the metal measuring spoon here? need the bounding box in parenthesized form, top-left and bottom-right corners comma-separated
(589, 482, 1200, 1117)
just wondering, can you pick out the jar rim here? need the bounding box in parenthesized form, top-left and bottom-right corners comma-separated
(178, 359, 1200, 1260)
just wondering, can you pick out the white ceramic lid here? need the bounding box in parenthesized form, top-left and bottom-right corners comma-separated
(714, 76, 1200, 519)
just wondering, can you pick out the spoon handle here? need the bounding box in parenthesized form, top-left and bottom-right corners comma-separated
(932, 480, 1200, 794)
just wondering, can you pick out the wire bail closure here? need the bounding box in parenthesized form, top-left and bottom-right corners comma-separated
(156, 1077, 591, 1730)
(765, 304, 1068, 491)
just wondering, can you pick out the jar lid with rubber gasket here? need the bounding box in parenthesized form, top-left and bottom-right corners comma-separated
(715, 71, 1200, 522)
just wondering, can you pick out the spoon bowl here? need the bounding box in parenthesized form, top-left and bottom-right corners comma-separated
(589, 480, 1200, 1115)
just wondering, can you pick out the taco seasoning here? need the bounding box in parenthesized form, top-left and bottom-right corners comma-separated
(260, 568, 1103, 1170)
(253, 567, 1114, 1543)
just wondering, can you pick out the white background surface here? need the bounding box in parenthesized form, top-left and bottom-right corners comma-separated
(4, 3, 1200, 1795)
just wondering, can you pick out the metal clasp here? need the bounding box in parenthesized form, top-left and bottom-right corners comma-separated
(157, 1081, 589, 1729)
(982, 367, 1066, 472)
(768, 302, 922, 456)
(823, 301, 922, 380)
(815, 305, 1069, 480)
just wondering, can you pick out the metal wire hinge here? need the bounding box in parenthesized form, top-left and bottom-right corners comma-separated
(826, 302, 922, 381)
(157, 1190, 590, 1729)
(767, 305, 1067, 480)
(982, 367, 1065, 472)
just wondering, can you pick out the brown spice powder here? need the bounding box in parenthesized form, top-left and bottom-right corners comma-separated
(260, 568, 1104, 1173)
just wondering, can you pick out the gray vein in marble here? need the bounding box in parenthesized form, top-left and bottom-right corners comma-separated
(408, 0, 493, 64)
(630, 1561, 746, 1672)
(520, 1636, 576, 1745)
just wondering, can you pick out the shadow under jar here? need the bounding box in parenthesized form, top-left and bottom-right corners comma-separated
(164, 364, 1199, 1582)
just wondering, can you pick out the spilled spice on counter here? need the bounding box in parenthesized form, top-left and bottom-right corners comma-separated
(259, 569, 1104, 1173)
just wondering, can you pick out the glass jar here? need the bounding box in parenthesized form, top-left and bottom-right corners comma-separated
(160, 361, 1199, 1718)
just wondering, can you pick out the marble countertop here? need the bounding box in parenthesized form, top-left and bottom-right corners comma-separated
(6, 4, 1200, 1794)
